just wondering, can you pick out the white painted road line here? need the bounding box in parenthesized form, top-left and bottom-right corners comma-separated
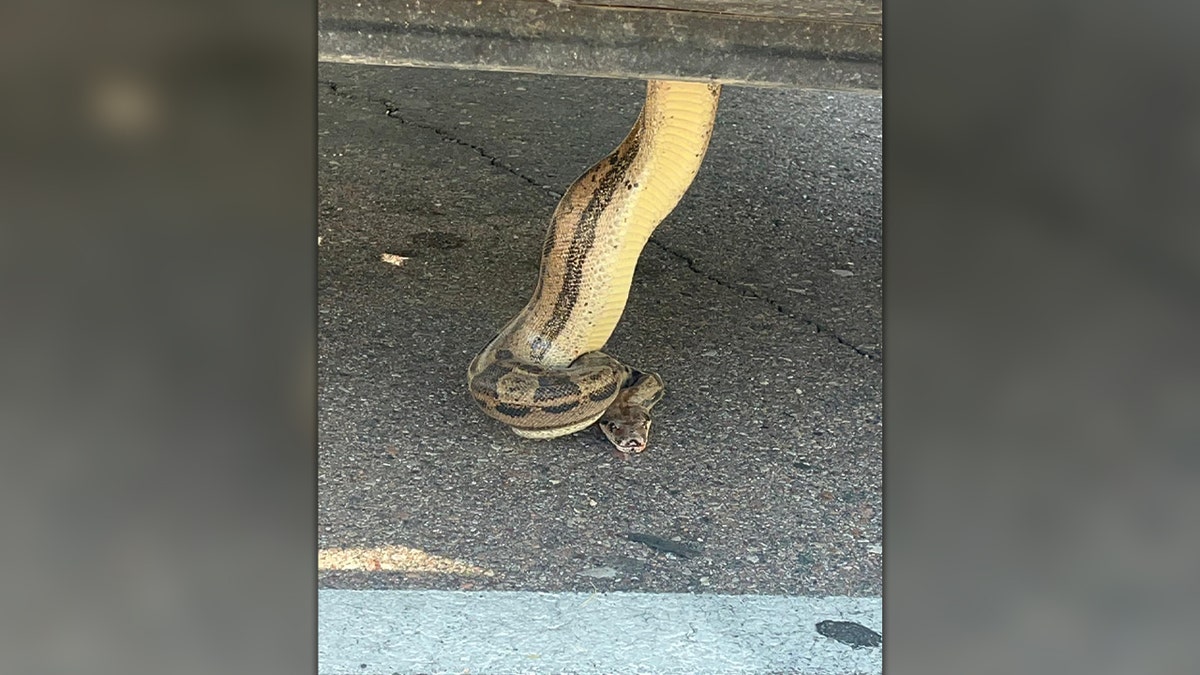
(319, 590, 882, 674)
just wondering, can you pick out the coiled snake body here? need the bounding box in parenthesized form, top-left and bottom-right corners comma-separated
(468, 80, 720, 452)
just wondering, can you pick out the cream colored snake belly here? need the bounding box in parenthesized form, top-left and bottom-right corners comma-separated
(467, 80, 720, 452)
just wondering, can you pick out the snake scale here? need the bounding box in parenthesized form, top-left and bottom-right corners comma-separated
(468, 80, 721, 453)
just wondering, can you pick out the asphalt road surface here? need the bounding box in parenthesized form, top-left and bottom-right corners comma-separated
(317, 62, 882, 600)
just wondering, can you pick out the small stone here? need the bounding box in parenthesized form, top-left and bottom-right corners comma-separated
(746, 554, 761, 563)
(831, 269, 855, 277)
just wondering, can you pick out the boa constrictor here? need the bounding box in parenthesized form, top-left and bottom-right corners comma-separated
(467, 80, 720, 453)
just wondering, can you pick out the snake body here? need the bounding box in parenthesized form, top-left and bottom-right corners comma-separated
(467, 80, 721, 450)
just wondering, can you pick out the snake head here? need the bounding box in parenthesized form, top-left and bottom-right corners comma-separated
(596, 372, 663, 454)
(597, 415, 651, 454)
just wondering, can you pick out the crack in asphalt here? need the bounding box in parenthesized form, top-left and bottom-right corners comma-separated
(647, 238, 880, 360)
(322, 80, 562, 196)
(385, 107, 559, 197)
(322, 79, 879, 361)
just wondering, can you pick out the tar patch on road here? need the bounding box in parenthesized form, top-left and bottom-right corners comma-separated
(408, 230, 466, 250)
(625, 532, 704, 559)
(815, 619, 882, 648)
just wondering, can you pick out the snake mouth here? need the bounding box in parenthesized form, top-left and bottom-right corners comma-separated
(617, 438, 647, 453)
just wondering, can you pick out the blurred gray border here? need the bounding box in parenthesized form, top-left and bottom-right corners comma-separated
(2, 0, 1198, 674)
